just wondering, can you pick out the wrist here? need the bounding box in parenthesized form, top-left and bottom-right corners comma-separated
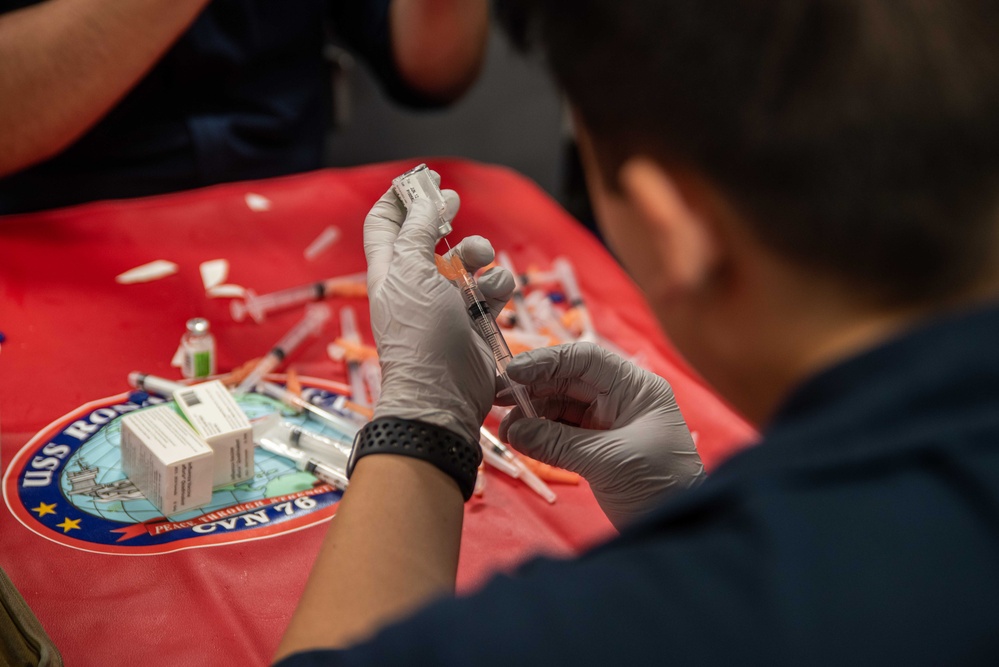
(374, 379, 482, 443)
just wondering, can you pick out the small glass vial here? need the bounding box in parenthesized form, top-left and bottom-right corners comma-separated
(180, 318, 216, 379)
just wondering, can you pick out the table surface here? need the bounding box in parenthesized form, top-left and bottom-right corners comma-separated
(0, 159, 754, 666)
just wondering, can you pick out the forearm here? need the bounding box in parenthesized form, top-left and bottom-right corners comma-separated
(0, 0, 209, 177)
(389, 0, 488, 102)
(274, 454, 464, 661)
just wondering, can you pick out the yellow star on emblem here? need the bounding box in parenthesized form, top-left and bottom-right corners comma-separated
(55, 517, 81, 533)
(31, 502, 57, 518)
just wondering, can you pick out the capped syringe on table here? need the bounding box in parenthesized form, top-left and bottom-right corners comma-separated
(497, 251, 537, 335)
(253, 415, 349, 490)
(235, 303, 331, 394)
(480, 427, 555, 503)
(255, 380, 360, 440)
(554, 257, 597, 343)
(230, 272, 367, 323)
(338, 305, 370, 408)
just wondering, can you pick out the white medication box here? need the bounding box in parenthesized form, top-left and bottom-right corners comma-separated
(172, 380, 254, 486)
(121, 405, 214, 516)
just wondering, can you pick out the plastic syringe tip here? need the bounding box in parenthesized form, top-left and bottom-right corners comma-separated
(553, 257, 582, 302)
(235, 355, 279, 394)
(230, 299, 248, 322)
(303, 302, 332, 328)
(516, 460, 557, 504)
(340, 305, 360, 342)
(479, 441, 521, 479)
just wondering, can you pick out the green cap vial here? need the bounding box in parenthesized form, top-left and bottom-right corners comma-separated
(181, 318, 216, 379)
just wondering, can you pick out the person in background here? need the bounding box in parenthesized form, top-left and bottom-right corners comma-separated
(287, 0, 997, 664)
(0, 0, 487, 214)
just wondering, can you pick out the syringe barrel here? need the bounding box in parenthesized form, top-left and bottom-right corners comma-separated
(255, 380, 305, 413)
(281, 420, 352, 463)
(553, 257, 584, 306)
(302, 460, 349, 490)
(506, 380, 539, 419)
(497, 251, 537, 334)
(479, 442, 521, 478)
(459, 280, 516, 372)
(250, 283, 323, 319)
(455, 276, 537, 419)
(321, 271, 368, 291)
(340, 305, 360, 342)
(128, 372, 185, 397)
(255, 416, 349, 487)
(256, 433, 305, 465)
(259, 380, 360, 439)
(361, 360, 382, 403)
(302, 403, 362, 439)
(236, 354, 281, 394)
(272, 303, 331, 356)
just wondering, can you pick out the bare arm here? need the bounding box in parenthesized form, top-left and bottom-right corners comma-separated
(273, 177, 510, 662)
(389, 0, 489, 102)
(0, 0, 210, 178)
(273, 455, 464, 660)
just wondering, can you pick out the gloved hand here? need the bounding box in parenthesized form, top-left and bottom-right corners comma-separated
(364, 181, 514, 444)
(499, 342, 704, 530)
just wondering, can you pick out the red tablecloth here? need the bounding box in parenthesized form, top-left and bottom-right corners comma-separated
(0, 160, 754, 666)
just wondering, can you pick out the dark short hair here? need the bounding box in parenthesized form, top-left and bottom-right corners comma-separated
(499, 1, 999, 305)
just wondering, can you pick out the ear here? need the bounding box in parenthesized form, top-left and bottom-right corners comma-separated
(618, 158, 721, 295)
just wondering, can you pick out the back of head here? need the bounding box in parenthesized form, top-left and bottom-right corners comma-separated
(500, 0, 999, 305)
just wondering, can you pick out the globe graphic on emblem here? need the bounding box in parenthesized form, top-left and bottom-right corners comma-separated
(59, 392, 347, 524)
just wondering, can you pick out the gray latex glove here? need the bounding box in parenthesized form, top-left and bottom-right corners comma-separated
(364, 182, 514, 443)
(499, 342, 704, 530)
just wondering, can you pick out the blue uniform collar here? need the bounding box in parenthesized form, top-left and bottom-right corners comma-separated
(634, 299, 999, 531)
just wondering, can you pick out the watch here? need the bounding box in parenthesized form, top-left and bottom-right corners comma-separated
(347, 417, 482, 501)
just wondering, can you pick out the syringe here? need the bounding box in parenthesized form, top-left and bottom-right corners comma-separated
(524, 291, 575, 344)
(480, 427, 555, 503)
(231, 272, 367, 323)
(553, 257, 597, 343)
(128, 372, 185, 397)
(255, 380, 360, 440)
(339, 306, 369, 407)
(437, 253, 538, 420)
(253, 416, 349, 490)
(497, 251, 538, 335)
(267, 418, 352, 465)
(235, 303, 331, 394)
(478, 427, 521, 478)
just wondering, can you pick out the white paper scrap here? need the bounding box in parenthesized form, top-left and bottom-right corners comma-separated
(115, 260, 178, 285)
(199, 259, 229, 290)
(171, 343, 184, 368)
(245, 193, 271, 212)
(206, 284, 247, 299)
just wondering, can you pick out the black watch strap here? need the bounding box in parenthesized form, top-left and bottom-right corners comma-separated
(347, 417, 482, 501)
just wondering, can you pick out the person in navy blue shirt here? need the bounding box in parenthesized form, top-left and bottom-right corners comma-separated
(0, 0, 487, 214)
(270, 0, 999, 664)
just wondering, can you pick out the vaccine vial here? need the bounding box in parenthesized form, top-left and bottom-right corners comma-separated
(181, 318, 216, 379)
(391, 163, 453, 237)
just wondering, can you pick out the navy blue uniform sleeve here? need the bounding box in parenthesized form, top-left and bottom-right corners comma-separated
(328, 0, 445, 108)
(272, 512, 776, 667)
